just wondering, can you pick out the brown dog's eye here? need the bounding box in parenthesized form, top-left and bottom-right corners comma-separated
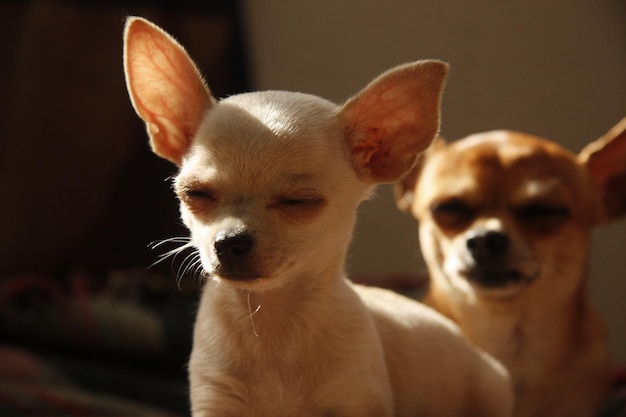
(515, 204, 570, 234)
(517, 204, 569, 219)
(431, 198, 474, 229)
(279, 198, 315, 206)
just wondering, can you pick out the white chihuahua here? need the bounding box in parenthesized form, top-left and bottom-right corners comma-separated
(123, 16, 513, 417)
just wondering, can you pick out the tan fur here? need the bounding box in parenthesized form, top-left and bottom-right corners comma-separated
(123, 16, 513, 417)
(396, 121, 626, 417)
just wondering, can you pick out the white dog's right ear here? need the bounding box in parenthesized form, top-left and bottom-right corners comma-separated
(339, 61, 448, 183)
(123, 16, 214, 165)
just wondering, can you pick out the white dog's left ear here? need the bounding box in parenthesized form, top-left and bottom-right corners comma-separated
(339, 60, 448, 183)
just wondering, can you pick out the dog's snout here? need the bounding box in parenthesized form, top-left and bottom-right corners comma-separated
(212, 230, 262, 281)
(215, 231, 255, 260)
(466, 230, 509, 260)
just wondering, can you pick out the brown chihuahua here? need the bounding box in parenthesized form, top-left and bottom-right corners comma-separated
(396, 118, 626, 417)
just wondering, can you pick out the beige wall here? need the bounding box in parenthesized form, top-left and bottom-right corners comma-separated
(240, 1, 626, 363)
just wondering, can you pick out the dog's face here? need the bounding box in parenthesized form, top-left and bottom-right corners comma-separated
(173, 92, 369, 290)
(400, 131, 601, 300)
(123, 17, 449, 291)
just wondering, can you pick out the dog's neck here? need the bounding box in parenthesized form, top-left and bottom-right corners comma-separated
(427, 258, 610, 417)
(427, 265, 598, 365)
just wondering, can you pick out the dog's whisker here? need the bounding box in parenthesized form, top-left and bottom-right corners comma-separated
(149, 236, 191, 250)
(149, 240, 193, 265)
(177, 252, 207, 289)
(176, 254, 196, 288)
(148, 237, 203, 287)
(178, 253, 196, 279)
(176, 249, 198, 277)
(195, 262, 208, 284)
(179, 253, 204, 287)
(246, 292, 261, 337)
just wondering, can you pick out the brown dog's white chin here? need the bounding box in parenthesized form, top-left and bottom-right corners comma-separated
(446, 270, 530, 301)
(465, 269, 538, 300)
(468, 279, 531, 300)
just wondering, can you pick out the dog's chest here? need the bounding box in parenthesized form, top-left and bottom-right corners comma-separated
(244, 383, 317, 416)
(224, 379, 389, 417)
(190, 284, 392, 416)
(192, 347, 385, 417)
(191, 332, 339, 416)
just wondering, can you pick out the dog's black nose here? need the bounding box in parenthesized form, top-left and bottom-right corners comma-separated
(466, 230, 509, 260)
(214, 231, 254, 261)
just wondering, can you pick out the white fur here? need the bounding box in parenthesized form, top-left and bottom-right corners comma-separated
(123, 16, 513, 417)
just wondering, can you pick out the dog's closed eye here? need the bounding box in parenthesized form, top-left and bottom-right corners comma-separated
(278, 197, 322, 206)
(184, 189, 217, 200)
(272, 195, 326, 222)
(515, 203, 570, 235)
(175, 184, 218, 213)
(431, 198, 475, 229)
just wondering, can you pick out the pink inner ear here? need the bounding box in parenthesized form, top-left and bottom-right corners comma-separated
(124, 17, 212, 165)
(351, 86, 423, 150)
(340, 61, 447, 183)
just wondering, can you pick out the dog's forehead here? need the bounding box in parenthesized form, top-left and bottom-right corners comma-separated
(218, 91, 340, 136)
(433, 131, 580, 174)
(180, 91, 355, 189)
(452, 131, 570, 157)
(420, 131, 589, 203)
(194, 91, 344, 156)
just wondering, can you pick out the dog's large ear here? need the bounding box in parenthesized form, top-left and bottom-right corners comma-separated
(338, 60, 448, 183)
(123, 16, 214, 166)
(394, 136, 447, 212)
(578, 117, 626, 221)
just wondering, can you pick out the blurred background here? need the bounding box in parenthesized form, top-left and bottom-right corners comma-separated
(0, 0, 624, 414)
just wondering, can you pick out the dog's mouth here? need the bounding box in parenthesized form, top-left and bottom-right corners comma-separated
(458, 263, 539, 300)
(465, 266, 526, 289)
(215, 268, 264, 282)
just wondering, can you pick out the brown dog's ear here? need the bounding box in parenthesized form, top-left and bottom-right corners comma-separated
(338, 60, 448, 183)
(394, 136, 447, 212)
(578, 117, 626, 220)
(123, 17, 214, 166)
